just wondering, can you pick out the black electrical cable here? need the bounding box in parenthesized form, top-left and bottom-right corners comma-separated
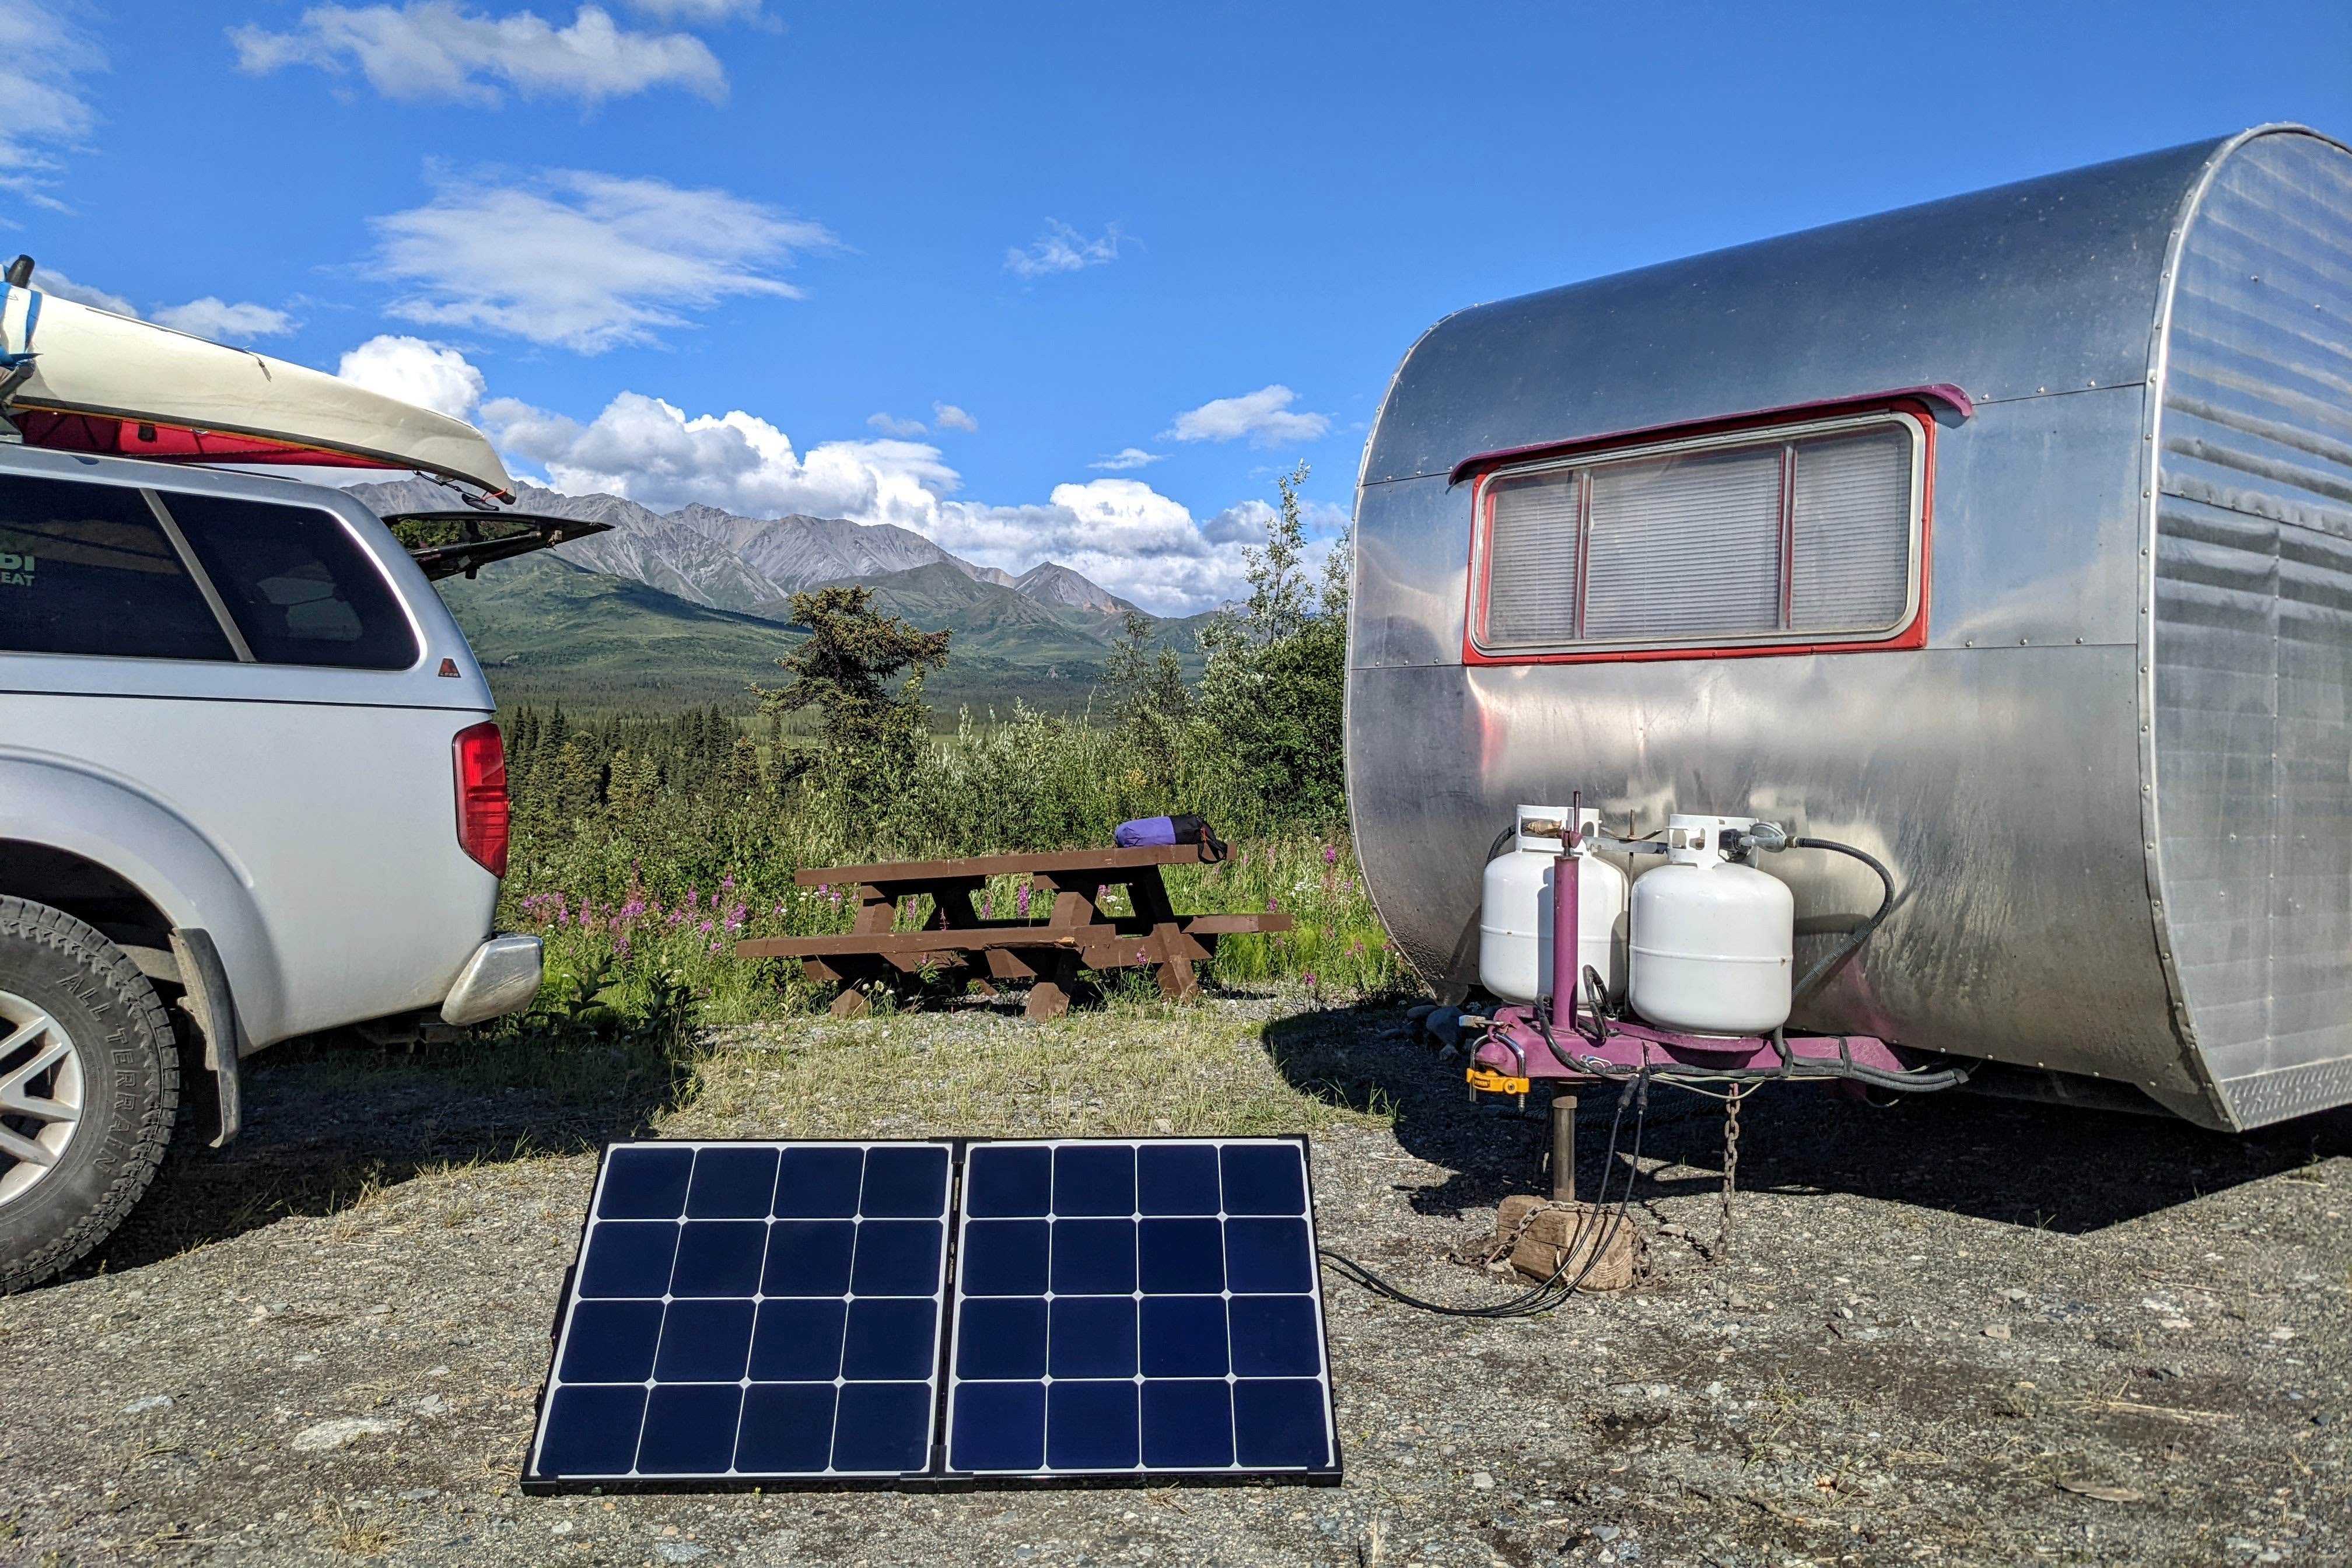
(1317, 1069, 1650, 1317)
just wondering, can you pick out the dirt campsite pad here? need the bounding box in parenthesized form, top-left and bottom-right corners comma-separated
(2, 991, 2346, 1566)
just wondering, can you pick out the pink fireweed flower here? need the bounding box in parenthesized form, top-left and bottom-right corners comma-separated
(980, 897, 993, 919)
(721, 874, 736, 890)
(1323, 845, 1336, 865)
(1267, 895, 1280, 913)
(709, 939, 723, 954)
(1303, 971, 1317, 988)
(1016, 885, 1032, 918)
(698, 919, 715, 934)
(667, 912, 685, 926)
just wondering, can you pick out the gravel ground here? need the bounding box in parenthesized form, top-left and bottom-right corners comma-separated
(3, 992, 2347, 1567)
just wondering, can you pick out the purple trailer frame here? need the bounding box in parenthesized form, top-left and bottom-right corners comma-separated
(1465, 836, 1922, 1094)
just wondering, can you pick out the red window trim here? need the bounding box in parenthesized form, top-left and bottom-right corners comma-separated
(1462, 394, 1944, 667)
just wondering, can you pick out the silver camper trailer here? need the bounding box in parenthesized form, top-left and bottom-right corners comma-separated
(1347, 125, 2352, 1132)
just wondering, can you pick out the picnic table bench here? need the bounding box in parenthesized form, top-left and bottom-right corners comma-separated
(733, 842, 1291, 1019)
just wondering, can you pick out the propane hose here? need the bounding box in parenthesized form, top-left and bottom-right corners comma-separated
(1783, 836, 1895, 1006)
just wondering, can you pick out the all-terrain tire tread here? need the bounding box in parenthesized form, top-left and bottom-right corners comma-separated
(0, 896, 179, 1294)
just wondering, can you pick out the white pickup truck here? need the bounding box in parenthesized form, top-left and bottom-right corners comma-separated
(0, 275, 569, 1291)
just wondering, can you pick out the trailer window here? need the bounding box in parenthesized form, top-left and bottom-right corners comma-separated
(1472, 411, 1924, 657)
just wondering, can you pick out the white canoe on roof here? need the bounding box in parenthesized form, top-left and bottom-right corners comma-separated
(0, 283, 514, 499)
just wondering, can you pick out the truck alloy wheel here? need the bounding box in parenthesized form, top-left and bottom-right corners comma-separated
(0, 898, 178, 1293)
(0, 991, 85, 1204)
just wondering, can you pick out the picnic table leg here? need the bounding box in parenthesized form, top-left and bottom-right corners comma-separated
(1024, 954, 1078, 1020)
(854, 884, 898, 934)
(1129, 868, 1200, 1003)
(808, 956, 879, 1018)
(1020, 880, 1101, 1020)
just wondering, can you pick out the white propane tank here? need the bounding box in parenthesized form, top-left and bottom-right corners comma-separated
(1478, 806, 1629, 1006)
(1628, 814, 1794, 1036)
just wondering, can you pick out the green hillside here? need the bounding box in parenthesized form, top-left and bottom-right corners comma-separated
(842, 561, 1122, 667)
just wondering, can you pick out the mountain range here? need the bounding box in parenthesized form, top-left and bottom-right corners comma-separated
(346, 480, 1213, 713)
(348, 478, 1144, 623)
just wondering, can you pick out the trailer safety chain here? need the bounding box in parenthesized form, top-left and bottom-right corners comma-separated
(1711, 1086, 1748, 1263)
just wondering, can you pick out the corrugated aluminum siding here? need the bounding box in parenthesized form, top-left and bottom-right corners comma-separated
(2156, 131, 2352, 1127)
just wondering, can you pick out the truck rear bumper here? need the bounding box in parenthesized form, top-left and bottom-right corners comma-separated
(440, 933, 544, 1026)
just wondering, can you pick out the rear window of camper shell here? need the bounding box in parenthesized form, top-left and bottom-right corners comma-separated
(1469, 408, 1927, 660)
(0, 473, 418, 670)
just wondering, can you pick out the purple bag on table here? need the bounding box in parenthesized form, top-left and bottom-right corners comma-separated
(1115, 814, 1224, 854)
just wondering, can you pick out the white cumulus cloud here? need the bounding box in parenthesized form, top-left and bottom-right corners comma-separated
(32, 267, 137, 316)
(1005, 220, 1129, 279)
(337, 334, 489, 420)
(230, 3, 727, 107)
(1090, 447, 1163, 471)
(866, 411, 926, 437)
(152, 298, 298, 341)
(0, 4, 104, 206)
(31, 267, 295, 341)
(625, 0, 765, 20)
(370, 169, 835, 352)
(931, 402, 978, 433)
(1165, 384, 1331, 449)
(484, 388, 1261, 612)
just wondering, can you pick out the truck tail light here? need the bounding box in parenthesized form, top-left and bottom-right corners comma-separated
(453, 720, 511, 878)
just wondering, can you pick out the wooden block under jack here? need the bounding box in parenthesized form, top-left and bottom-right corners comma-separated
(1492, 1194, 1640, 1292)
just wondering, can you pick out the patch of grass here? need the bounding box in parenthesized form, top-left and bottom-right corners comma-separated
(668, 1003, 1397, 1143)
(322, 1502, 395, 1558)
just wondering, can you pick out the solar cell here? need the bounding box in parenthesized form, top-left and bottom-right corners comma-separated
(526, 1140, 953, 1488)
(943, 1137, 1338, 1480)
(527, 1135, 1339, 1492)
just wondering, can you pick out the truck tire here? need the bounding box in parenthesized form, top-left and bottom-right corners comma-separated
(0, 897, 179, 1293)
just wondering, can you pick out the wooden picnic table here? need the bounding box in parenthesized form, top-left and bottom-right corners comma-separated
(733, 842, 1291, 1020)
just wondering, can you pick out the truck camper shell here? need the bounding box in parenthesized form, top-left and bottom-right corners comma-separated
(1346, 125, 2352, 1130)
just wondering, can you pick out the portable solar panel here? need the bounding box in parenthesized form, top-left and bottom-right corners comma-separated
(526, 1140, 954, 1489)
(525, 1135, 1339, 1492)
(943, 1138, 1339, 1480)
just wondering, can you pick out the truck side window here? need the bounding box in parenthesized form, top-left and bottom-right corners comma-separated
(0, 474, 240, 662)
(158, 492, 420, 671)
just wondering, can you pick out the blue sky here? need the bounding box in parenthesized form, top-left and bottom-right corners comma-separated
(9, 0, 2352, 611)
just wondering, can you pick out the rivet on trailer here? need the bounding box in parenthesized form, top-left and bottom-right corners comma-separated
(1343, 124, 2352, 1192)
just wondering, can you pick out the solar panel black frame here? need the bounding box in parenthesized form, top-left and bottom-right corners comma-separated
(942, 1136, 1341, 1486)
(522, 1135, 1340, 1493)
(524, 1139, 956, 1493)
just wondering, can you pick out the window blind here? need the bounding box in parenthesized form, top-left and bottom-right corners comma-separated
(1475, 414, 1917, 653)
